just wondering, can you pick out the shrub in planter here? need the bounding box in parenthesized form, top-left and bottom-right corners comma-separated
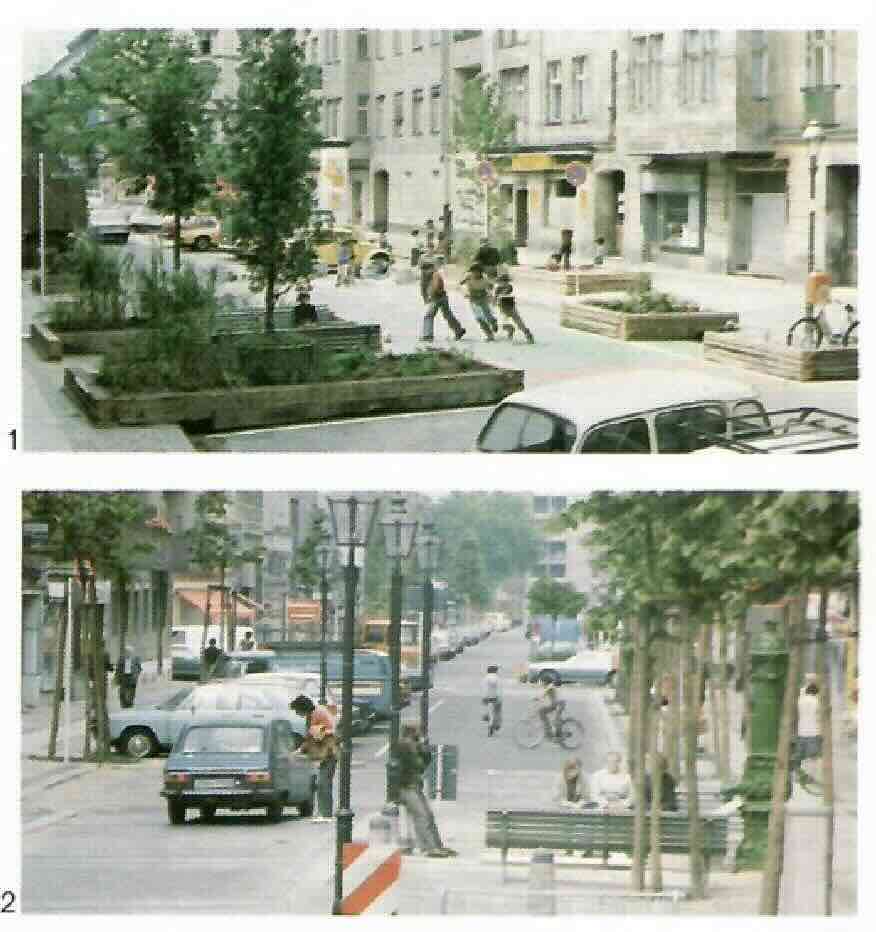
(591, 279, 700, 315)
(316, 348, 482, 383)
(232, 333, 316, 386)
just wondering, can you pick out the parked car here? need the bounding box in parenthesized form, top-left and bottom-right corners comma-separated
(86, 208, 130, 245)
(527, 649, 615, 686)
(161, 716, 317, 824)
(311, 225, 391, 274)
(128, 206, 164, 233)
(476, 370, 766, 454)
(161, 214, 221, 251)
(109, 681, 308, 759)
(242, 671, 376, 735)
(431, 629, 454, 661)
(446, 628, 463, 656)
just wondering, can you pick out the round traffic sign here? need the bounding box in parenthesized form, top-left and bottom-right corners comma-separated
(565, 161, 587, 186)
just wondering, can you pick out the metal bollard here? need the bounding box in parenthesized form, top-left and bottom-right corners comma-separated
(526, 849, 556, 915)
(369, 813, 392, 846)
(381, 803, 404, 845)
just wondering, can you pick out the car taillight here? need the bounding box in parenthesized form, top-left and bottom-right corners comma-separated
(244, 771, 272, 785)
(165, 772, 192, 787)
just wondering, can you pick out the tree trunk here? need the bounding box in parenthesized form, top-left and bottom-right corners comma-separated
(220, 566, 228, 654)
(666, 622, 681, 780)
(706, 622, 722, 766)
(82, 604, 92, 761)
(734, 610, 752, 757)
(717, 611, 731, 784)
(173, 206, 181, 272)
(649, 637, 664, 892)
(758, 585, 806, 914)
(47, 601, 68, 759)
(200, 586, 213, 684)
(681, 606, 705, 899)
(116, 572, 129, 704)
(265, 262, 276, 333)
(631, 611, 650, 892)
(816, 587, 835, 915)
(627, 617, 640, 802)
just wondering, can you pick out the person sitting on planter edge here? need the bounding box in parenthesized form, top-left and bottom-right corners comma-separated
(293, 278, 318, 326)
(643, 752, 678, 811)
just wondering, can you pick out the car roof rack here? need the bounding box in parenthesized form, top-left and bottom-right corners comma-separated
(692, 407, 858, 453)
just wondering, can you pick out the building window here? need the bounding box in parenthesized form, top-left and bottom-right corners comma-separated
(806, 30, 835, 86)
(375, 95, 385, 139)
(702, 31, 718, 102)
(393, 30, 402, 56)
(328, 29, 340, 64)
(357, 29, 369, 60)
(546, 60, 563, 123)
(751, 30, 769, 99)
(374, 30, 384, 59)
(357, 94, 369, 137)
(549, 564, 566, 579)
(412, 88, 424, 135)
(572, 55, 592, 120)
(533, 496, 549, 515)
(194, 30, 216, 56)
(430, 84, 441, 134)
(632, 34, 662, 110)
(497, 30, 521, 49)
(681, 30, 700, 103)
(309, 36, 319, 65)
(500, 67, 529, 142)
(393, 91, 404, 136)
(326, 98, 341, 138)
(548, 540, 567, 560)
(411, 30, 422, 50)
(430, 30, 442, 46)
(642, 169, 705, 253)
(551, 496, 567, 511)
(555, 179, 576, 198)
(453, 30, 482, 41)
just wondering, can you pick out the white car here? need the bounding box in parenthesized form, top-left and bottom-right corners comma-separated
(527, 649, 615, 686)
(87, 208, 130, 245)
(476, 369, 765, 454)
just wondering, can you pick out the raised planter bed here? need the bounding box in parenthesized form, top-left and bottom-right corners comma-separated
(561, 300, 738, 341)
(64, 362, 524, 432)
(703, 332, 858, 382)
(30, 320, 146, 360)
(564, 270, 651, 297)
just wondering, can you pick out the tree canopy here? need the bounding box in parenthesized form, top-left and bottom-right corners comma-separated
(528, 576, 587, 620)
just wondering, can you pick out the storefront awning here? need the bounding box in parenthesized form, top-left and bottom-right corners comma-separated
(177, 588, 259, 621)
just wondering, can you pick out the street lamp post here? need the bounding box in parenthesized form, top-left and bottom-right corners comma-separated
(802, 120, 825, 315)
(380, 497, 418, 807)
(316, 538, 333, 705)
(417, 519, 440, 742)
(327, 494, 378, 916)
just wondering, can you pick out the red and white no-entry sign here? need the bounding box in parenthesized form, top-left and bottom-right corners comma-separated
(340, 842, 402, 914)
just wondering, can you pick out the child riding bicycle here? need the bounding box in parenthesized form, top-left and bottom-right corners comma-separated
(537, 681, 565, 738)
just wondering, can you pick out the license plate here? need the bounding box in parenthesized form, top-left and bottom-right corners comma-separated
(195, 778, 236, 791)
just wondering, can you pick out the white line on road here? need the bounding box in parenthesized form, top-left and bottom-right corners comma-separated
(372, 700, 445, 758)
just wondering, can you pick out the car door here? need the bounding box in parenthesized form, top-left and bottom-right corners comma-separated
(159, 688, 201, 747)
(270, 721, 293, 798)
(578, 417, 652, 453)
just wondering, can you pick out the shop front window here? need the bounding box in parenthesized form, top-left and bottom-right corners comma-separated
(642, 169, 705, 253)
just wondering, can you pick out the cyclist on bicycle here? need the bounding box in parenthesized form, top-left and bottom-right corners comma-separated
(482, 664, 503, 736)
(537, 680, 565, 739)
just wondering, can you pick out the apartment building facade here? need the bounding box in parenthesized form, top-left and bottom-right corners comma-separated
(310, 28, 857, 283)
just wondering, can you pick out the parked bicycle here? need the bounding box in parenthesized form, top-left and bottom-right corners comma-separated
(786, 301, 857, 349)
(513, 700, 584, 750)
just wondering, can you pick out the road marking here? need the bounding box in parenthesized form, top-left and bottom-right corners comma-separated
(429, 699, 445, 713)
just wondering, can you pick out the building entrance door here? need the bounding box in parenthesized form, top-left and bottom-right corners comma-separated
(515, 188, 529, 245)
(373, 171, 389, 233)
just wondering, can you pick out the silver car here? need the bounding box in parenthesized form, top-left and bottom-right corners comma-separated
(110, 682, 307, 759)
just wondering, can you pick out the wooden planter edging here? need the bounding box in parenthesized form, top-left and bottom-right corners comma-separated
(703, 332, 858, 382)
(561, 301, 739, 341)
(64, 365, 525, 432)
(564, 271, 651, 297)
(30, 321, 146, 360)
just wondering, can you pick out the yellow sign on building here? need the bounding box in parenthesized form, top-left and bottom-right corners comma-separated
(511, 154, 556, 173)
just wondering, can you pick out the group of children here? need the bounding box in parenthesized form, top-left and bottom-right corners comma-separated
(417, 244, 535, 345)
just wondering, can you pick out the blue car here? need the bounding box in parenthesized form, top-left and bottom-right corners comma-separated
(161, 716, 317, 824)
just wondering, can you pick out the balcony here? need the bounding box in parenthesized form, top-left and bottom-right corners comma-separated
(802, 85, 838, 126)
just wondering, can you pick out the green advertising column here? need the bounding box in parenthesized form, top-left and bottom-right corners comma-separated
(732, 614, 788, 870)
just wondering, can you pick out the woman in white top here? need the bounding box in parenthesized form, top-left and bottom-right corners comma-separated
(590, 751, 633, 810)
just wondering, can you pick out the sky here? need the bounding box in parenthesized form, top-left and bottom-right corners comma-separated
(20, 30, 79, 83)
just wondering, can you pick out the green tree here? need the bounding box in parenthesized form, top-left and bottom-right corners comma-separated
(363, 522, 391, 618)
(450, 531, 490, 617)
(527, 577, 587, 622)
(452, 76, 515, 253)
(186, 492, 263, 660)
(75, 29, 218, 271)
(289, 507, 329, 597)
(22, 492, 157, 761)
(222, 29, 322, 330)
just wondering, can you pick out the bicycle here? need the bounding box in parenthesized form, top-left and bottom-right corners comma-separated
(787, 301, 857, 349)
(512, 701, 584, 750)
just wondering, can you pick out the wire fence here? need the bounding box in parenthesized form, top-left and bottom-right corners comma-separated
(437, 887, 685, 915)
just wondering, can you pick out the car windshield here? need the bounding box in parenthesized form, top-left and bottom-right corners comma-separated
(159, 688, 193, 711)
(478, 404, 576, 453)
(180, 726, 264, 754)
(181, 684, 289, 712)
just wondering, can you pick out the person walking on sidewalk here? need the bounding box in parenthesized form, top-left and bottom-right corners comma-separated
(202, 638, 222, 679)
(481, 664, 503, 735)
(474, 237, 501, 281)
(421, 256, 466, 343)
(418, 248, 437, 305)
(116, 646, 142, 709)
(397, 722, 456, 858)
(460, 263, 497, 340)
(559, 229, 573, 271)
(291, 694, 337, 818)
(793, 675, 823, 788)
(494, 268, 535, 343)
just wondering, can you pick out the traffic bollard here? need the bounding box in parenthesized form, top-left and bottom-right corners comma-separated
(527, 849, 556, 915)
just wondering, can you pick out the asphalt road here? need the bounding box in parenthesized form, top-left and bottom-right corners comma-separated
(21, 628, 616, 913)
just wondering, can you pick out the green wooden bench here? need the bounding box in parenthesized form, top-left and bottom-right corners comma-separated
(485, 809, 729, 885)
(212, 305, 333, 335)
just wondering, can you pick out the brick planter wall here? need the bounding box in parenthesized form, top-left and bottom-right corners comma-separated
(561, 301, 739, 341)
(64, 364, 524, 432)
(704, 333, 858, 381)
